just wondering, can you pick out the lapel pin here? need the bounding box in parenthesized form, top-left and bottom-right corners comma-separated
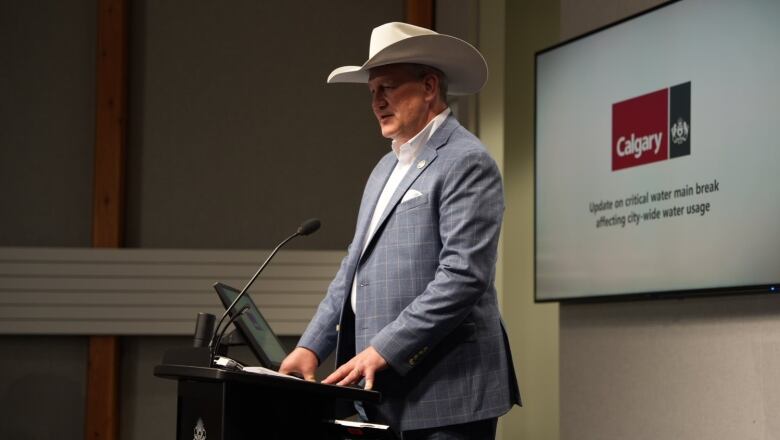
(417, 160, 426, 169)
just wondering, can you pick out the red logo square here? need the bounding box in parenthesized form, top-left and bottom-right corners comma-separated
(612, 88, 669, 171)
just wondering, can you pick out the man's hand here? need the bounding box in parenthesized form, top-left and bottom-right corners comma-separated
(322, 346, 387, 390)
(278, 347, 319, 381)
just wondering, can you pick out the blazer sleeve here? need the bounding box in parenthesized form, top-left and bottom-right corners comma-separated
(296, 242, 353, 363)
(370, 148, 504, 376)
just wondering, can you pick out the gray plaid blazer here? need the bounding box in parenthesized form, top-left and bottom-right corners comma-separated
(298, 115, 521, 432)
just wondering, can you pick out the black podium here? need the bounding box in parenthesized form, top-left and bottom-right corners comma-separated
(154, 364, 383, 440)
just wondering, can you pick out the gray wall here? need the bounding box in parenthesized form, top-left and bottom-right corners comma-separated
(559, 0, 664, 40)
(126, 0, 402, 250)
(0, 0, 96, 247)
(0, 336, 87, 439)
(436, 0, 479, 134)
(0, 1, 95, 437)
(561, 294, 780, 440)
(557, 2, 780, 439)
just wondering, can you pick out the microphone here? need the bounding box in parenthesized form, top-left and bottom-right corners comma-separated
(297, 218, 321, 236)
(208, 218, 321, 365)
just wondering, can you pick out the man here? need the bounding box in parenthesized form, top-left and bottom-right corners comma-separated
(279, 22, 521, 439)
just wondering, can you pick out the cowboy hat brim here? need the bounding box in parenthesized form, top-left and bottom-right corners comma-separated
(327, 33, 488, 96)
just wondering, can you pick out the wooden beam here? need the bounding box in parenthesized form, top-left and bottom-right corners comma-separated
(87, 0, 127, 439)
(85, 336, 121, 440)
(93, 0, 128, 249)
(405, 0, 435, 29)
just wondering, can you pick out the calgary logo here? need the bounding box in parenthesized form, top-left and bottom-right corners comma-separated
(612, 82, 691, 171)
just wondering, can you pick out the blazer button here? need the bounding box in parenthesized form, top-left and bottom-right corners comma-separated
(336, 324, 340, 332)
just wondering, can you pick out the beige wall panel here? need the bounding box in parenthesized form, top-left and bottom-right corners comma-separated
(0, 247, 342, 335)
(500, 1, 561, 439)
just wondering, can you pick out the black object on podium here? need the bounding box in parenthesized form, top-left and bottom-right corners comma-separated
(154, 355, 386, 440)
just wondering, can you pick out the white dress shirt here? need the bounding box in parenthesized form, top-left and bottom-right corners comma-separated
(351, 108, 451, 312)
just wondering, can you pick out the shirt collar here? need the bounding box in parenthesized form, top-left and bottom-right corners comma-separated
(391, 108, 451, 166)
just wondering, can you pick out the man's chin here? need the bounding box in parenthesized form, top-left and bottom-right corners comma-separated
(379, 127, 398, 140)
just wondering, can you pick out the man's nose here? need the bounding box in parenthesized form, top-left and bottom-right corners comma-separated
(372, 92, 387, 110)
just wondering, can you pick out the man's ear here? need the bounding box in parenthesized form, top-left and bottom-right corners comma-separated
(422, 74, 439, 102)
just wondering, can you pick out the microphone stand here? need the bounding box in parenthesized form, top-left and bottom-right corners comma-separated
(207, 218, 320, 366)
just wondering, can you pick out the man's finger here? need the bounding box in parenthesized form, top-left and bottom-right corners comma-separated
(364, 368, 375, 390)
(337, 367, 362, 386)
(278, 361, 292, 375)
(322, 363, 350, 384)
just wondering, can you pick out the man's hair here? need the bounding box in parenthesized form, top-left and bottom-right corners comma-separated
(405, 64, 449, 102)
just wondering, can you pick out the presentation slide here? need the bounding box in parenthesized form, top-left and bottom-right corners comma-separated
(535, 0, 780, 301)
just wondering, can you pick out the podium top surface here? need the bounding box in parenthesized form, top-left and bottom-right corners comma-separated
(154, 364, 381, 403)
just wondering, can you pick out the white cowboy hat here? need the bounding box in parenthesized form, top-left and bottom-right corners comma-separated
(327, 22, 488, 96)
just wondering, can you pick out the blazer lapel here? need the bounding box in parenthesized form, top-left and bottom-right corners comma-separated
(351, 153, 397, 265)
(359, 116, 459, 262)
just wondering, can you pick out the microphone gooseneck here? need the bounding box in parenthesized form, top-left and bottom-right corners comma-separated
(208, 218, 321, 365)
(211, 304, 250, 359)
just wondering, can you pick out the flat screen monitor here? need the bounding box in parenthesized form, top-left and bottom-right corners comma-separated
(213, 282, 288, 369)
(535, 0, 780, 301)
